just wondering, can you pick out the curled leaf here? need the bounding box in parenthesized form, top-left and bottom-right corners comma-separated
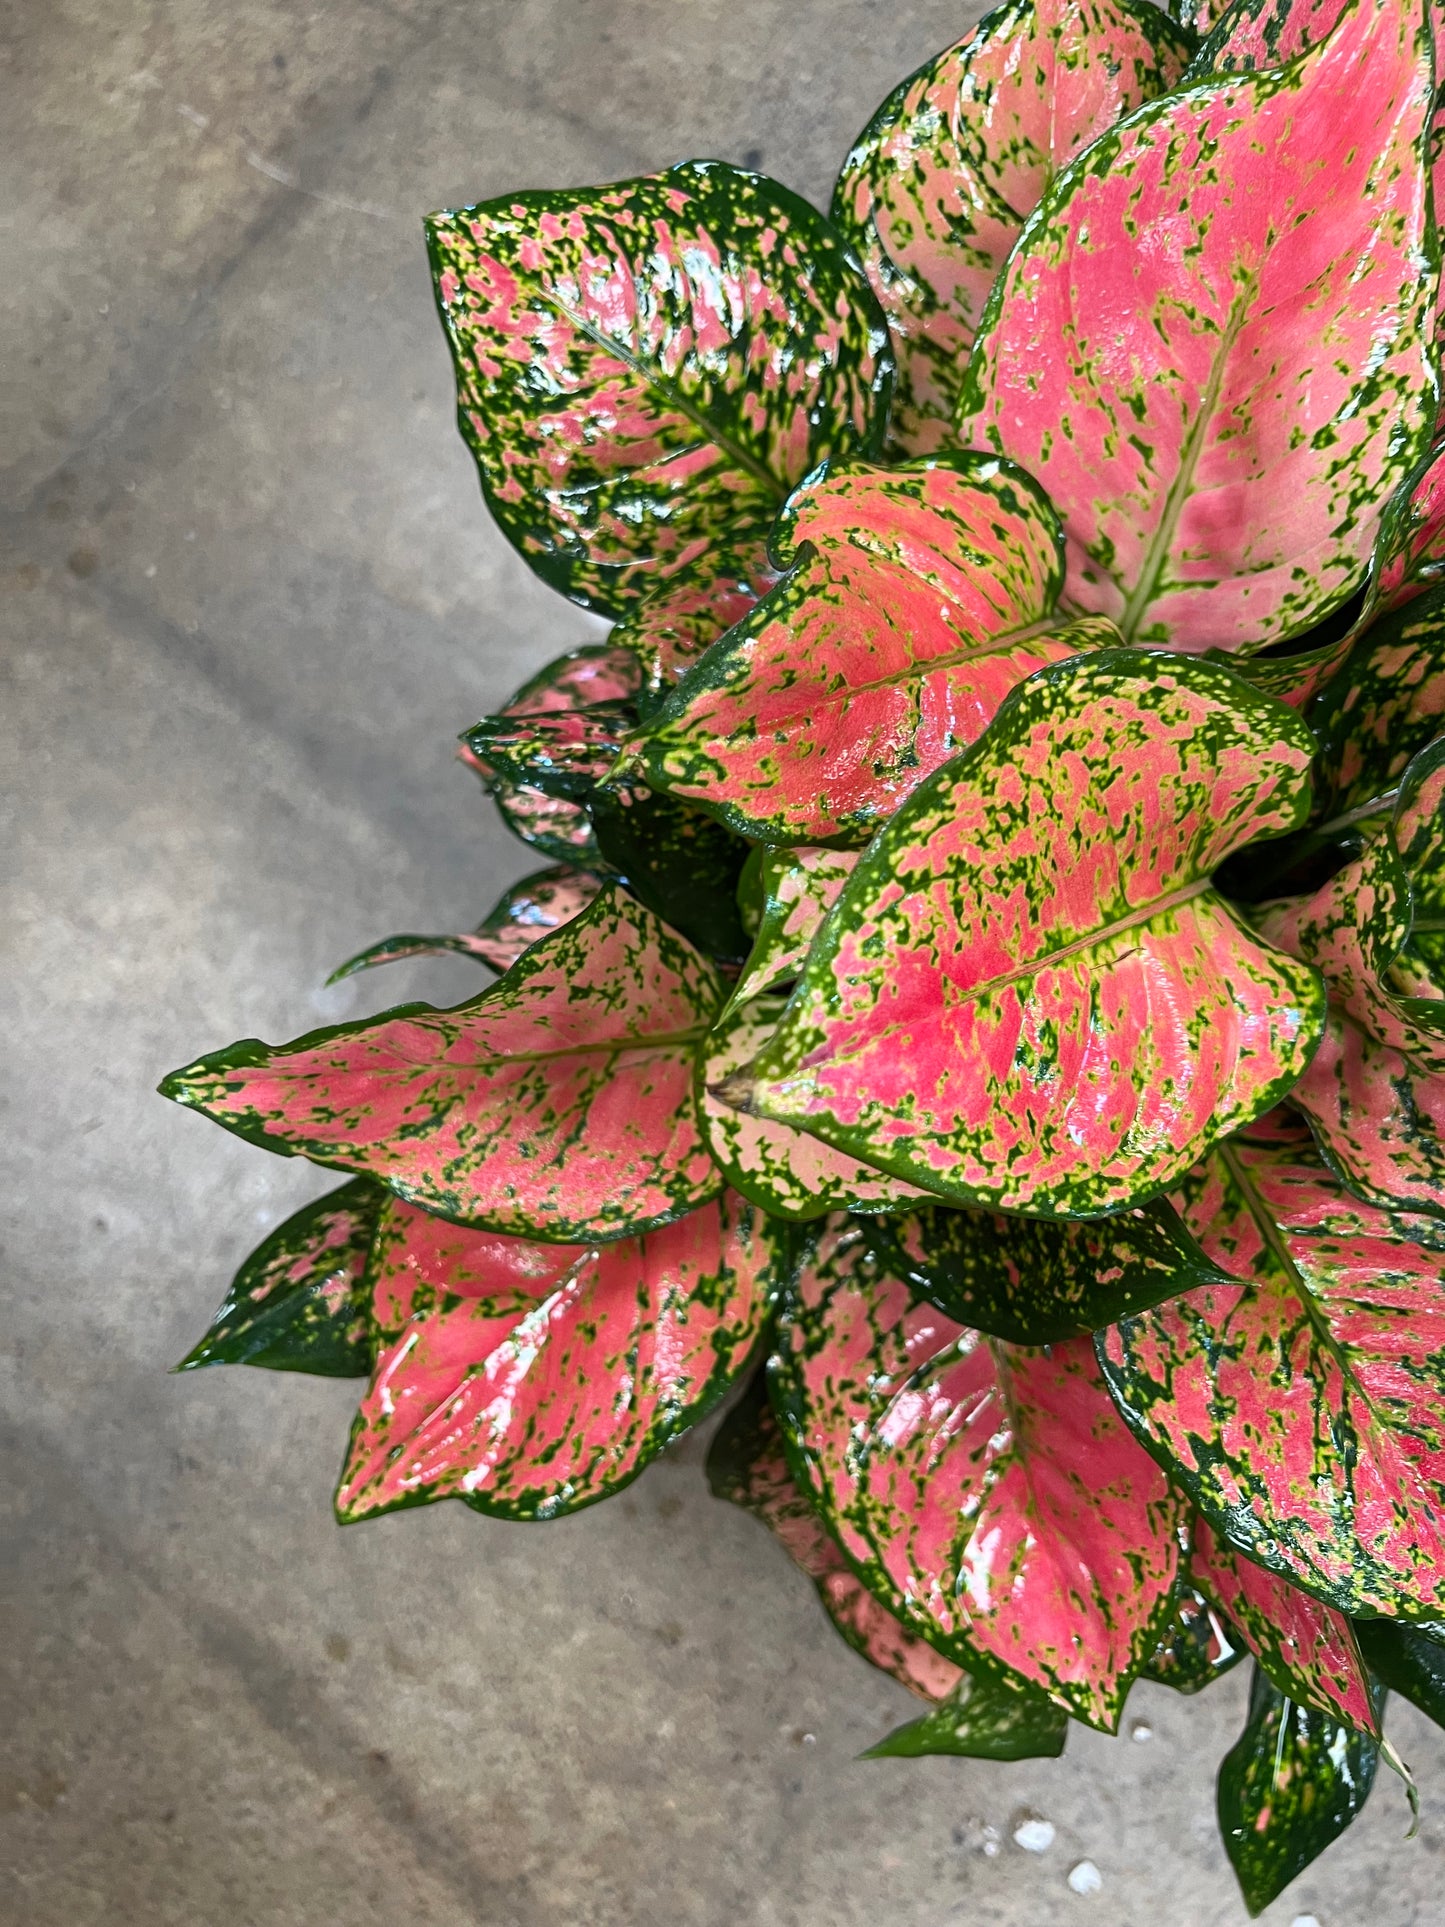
(832, 0, 1194, 453)
(1141, 1582, 1243, 1693)
(736, 651, 1323, 1218)
(724, 846, 859, 1015)
(772, 1216, 1185, 1728)
(428, 161, 891, 614)
(161, 884, 724, 1243)
(327, 865, 605, 984)
(633, 454, 1121, 843)
(337, 1191, 778, 1521)
(1192, 1518, 1378, 1734)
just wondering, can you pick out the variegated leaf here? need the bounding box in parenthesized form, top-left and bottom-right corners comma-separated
(861, 1674, 1069, 1761)
(1217, 1666, 1381, 1918)
(459, 740, 599, 864)
(328, 865, 605, 984)
(697, 999, 928, 1221)
(1192, 1518, 1378, 1734)
(1288, 1007, 1445, 1219)
(725, 846, 859, 1015)
(632, 455, 1122, 844)
(1099, 1114, 1445, 1616)
(161, 884, 723, 1243)
(1188, 0, 1350, 73)
(177, 1179, 380, 1376)
(463, 701, 631, 801)
(609, 556, 778, 712)
(1309, 585, 1445, 819)
(733, 652, 1323, 1218)
(959, 0, 1439, 652)
(859, 1194, 1230, 1345)
(1354, 1616, 1445, 1731)
(1141, 1581, 1243, 1692)
(705, 1373, 964, 1701)
(337, 1191, 777, 1521)
(772, 1216, 1186, 1728)
(586, 784, 751, 965)
(831, 0, 1194, 454)
(428, 162, 892, 615)
(1375, 434, 1445, 614)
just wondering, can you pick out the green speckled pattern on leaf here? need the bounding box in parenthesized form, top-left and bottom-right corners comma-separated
(428, 161, 892, 616)
(739, 651, 1324, 1218)
(960, 0, 1439, 651)
(832, 0, 1194, 453)
(1217, 1665, 1381, 1917)
(705, 1373, 964, 1701)
(160, 885, 725, 1244)
(1309, 584, 1445, 818)
(1099, 1113, 1445, 1616)
(859, 1193, 1230, 1344)
(861, 1673, 1069, 1760)
(632, 454, 1123, 844)
(771, 1216, 1185, 1728)
(177, 1179, 380, 1377)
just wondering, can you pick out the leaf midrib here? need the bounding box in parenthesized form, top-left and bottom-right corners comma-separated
(1117, 287, 1254, 642)
(955, 876, 1214, 1002)
(441, 1023, 710, 1072)
(541, 283, 789, 501)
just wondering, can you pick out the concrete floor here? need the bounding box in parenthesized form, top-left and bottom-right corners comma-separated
(5, 3, 1445, 1922)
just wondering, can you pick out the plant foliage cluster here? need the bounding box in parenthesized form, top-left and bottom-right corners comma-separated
(163, 0, 1445, 1907)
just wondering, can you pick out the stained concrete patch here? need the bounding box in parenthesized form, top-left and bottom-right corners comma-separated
(5, 3, 1445, 1924)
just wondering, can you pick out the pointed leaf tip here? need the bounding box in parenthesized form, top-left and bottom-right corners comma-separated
(708, 1069, 758, 1116)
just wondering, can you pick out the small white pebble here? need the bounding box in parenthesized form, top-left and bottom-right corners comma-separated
(801, 1731, 816, 1746)
(1013, 1818, 1056, 1853)
(1130, 1719, 1154, 1743)
(1290, 1917, 1321, 1927)
(981, 1835, 1000, 1859)
(1068, 1860, 1103, 1896)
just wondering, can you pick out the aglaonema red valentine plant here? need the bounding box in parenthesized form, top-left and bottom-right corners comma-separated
(161, 0, 1445, 1909)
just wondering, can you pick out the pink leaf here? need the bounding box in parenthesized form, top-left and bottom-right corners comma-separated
(960, 0, 1439, 650)
(773, 1216, 1185, 1728)
(337, 1191, 779, 1521)
(833, 0, 1195, 452)
(1100, 1113, 1445, 1615)
(162, 884, 723, 1242)
(634, 455, 1121, 843)
(1192, 1519, 1379, 1734)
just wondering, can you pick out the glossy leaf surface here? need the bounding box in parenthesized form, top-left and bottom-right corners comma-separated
(1289, 1007, 1445, 1218)
(587, 785, 751, 964)
(338, 1191, 776, 1521)
(1309, 586, 1445, 818)
(1354, 1616, 1445, 1731)
(177, 1179, 379, 1376)
(725, 847, 859, 1014)
(1141, 1582, 1243, 1693)
(328, 866, 604, 984)
(860, 1194, 1229, 1344)
(861, 1675, 1069, 1760)
(772, 1217, 1185, 1727)
(633, 455, 1122, 843)
(162, 885, 723, 1243)
(428, 161, 892, 616)
(698, 999, 928, 1220)
(960, 0, 1439, 651)
(1217, 1667, 1380, 1918)
(1192, 1520, 1378, 1733)
(738, 652, 1323, 1218)
(1100, 1116, 1445, 1615)
(463, 701, 631, 801)
(832, 0, 1194, 453)
(1375, 435, 1445, 613)
(705, 1374, 963, 1700)
(610, 557, 777, 711)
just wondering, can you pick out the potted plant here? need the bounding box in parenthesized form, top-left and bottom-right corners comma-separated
(161, 0, 1445, 1909)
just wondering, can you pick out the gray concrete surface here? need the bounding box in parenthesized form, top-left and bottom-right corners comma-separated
(5, 4, 1444, 1922)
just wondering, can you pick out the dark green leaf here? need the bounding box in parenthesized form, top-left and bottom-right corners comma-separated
(860, 1674, 1069, 1761)
(1217, 1665, 1381, 1917)
(859, 1196, 1229, 1345)
(1354, 1616, 1445, 1731)
(1141, 1582, 1243, 1694)
(177, 1180, 380, 1377)
(589, 784, 751, 964)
